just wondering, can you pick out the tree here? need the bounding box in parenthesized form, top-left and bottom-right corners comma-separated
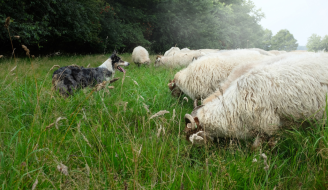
(270, 29, 298, 51)
(320, 35, 328, 52)
(306, 34, 322, 52)
(259, 28, 272, 50)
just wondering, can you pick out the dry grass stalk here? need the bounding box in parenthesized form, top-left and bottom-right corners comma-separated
(87, 63, 90, 68)
(140, 96, 144, 100)
(133, 80, 139, 86)
(50, 65, 60, 71)
(95, 81, 107, 91)
(108, 86, 114, 89)
(4, 17, 10, 28)
(32, 179, 38, 190)
(55, 117, 67, 129)
(172, 109, 176, 121)
(14, 35, 20, 39)
(183, 97, 188, 102)
(85, 163, 90, 175)
(81, 133, 92, 148)
(123, 102, 128, 112)
(149, 110, 169, 120)
(143, 103, 150, 113)
(10, 65, 17, 72)
(22, 45, 30, 56)
(57, 163, 69, 176)
(157, 125, 165, 137)
(45, 123, 55, 130)
(77, 121, 81, 133)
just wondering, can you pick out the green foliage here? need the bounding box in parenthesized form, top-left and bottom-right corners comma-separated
(0, 0, 102, 54)
(258, 28, 272, 50)
(1, 0, 268, 54)
(1, 55, 328, 189)
(270, 29, 298, 51)
(306, 34, 328, 52)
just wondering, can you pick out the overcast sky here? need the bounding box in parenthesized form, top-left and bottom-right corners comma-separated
(251, 0, 328, 46)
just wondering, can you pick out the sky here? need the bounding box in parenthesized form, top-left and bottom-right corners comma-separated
(251, 0, 328, 46)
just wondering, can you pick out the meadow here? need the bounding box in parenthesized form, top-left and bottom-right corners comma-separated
(0, 54, 328, 189)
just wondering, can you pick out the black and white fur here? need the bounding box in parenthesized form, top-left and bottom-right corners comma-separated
(52, 51, 129, 97)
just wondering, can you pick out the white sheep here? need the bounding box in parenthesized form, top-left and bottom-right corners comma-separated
(132, 46, 151, 67)
(164, 47, 180, 56)
(184, 53, 328, 146)
(269, 50, 287, 55)
(168, 50, 271, 101)
(155, 50, 203, 67)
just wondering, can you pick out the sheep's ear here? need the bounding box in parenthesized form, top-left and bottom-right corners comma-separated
(194, 117, 200, 126)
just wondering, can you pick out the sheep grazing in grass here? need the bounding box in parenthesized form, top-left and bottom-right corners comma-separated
(184, 53, 328, 147)
(132, 46, 151, 67)
(155, 50, 203, 67)
(164, 47, 180, 56)
(168, 50, 270, 102)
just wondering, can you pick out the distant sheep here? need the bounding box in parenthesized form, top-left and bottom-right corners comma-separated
(155, 50, 203, 67)
(132, 46, 151, 67)
(164, 47, 180, 56)
(168, 50, 270, 101)
(184, 53, 328, 146)
(269, 50, 287, 55)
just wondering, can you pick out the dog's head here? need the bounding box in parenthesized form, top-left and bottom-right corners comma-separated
(168, 79, 182, 98)
(110, 50, 129, 73)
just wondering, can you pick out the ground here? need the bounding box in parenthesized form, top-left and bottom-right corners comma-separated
(0, 54, 327, 189)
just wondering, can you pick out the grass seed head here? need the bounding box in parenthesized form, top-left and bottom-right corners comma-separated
(149, 110, 169, 120)
(4, 17, 10, 28)
(32, 179, 38, 190)
(57, 163, 69, 176)
(22, 45, 30, 56)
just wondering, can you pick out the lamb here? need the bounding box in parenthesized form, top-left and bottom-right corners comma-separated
(155, 50, 203, 67)
(132, 46, 151, 67)
(184, 53, 328, 146)
(168, 50, 270, 102)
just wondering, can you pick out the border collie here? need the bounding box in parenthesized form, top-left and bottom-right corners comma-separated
(52, 51, 129, 97)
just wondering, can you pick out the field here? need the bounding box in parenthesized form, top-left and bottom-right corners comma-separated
(1, 54, 328, 189)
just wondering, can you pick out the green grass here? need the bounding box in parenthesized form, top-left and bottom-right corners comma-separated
(1, 54, 328, 189)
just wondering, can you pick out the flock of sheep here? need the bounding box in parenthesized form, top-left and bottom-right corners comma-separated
(132, 46, 328, 148)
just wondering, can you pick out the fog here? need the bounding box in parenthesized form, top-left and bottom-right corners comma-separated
(252, 0, 328, 46)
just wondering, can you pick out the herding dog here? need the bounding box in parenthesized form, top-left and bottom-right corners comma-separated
(52, 51, 129, 97)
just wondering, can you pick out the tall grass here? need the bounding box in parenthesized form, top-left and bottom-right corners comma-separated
(0, 54, 328, 189)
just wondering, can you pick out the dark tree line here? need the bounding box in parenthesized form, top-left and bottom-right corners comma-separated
(1, 0, 275, 55)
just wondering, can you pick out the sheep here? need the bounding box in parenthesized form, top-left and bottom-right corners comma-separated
(248, 48, 275, 56)
(155, 50, 203, 67)
(164, 47, 180, 56)
(132, 46, 151, 67)
(184, 53, 328, 146)
(269, 50, 287, 55)
(168, 50, 271, 102)
(202, 53, 295, 105)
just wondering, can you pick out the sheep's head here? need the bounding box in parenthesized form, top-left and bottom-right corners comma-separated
(168, 79, 182, 98)
(155, 55, 163, 67)
(184, 105, 213, 145)
(192, 55, 204, 62)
